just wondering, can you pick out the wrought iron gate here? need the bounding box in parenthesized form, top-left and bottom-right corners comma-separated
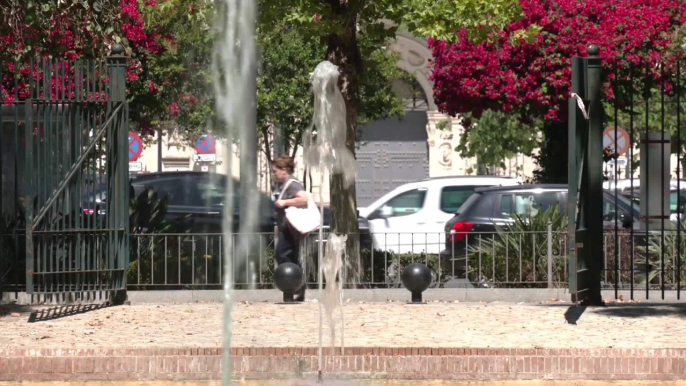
(570, 45, 686, 302)
(1, 47, 129, 303)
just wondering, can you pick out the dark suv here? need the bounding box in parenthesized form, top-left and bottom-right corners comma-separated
(84, 172, 371, 245)
(439, 184, 641, 275)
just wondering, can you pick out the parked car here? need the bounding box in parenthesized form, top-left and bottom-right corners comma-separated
(618, 185, 686, 225)
(603, 178, 686, 196)
(83, 172, 371, 246)
(440, 184, 642, 276)
(358, 176, 523, 254)
(128, 172, 275, 233)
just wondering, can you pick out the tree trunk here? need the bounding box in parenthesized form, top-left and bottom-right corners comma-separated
(326, 0, 362, 284)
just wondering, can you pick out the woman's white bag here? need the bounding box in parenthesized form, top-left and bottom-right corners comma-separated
(278, 179, 321, 234)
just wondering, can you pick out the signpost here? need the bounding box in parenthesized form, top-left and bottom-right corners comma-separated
(128, 131, 143, 161)
(195, 134, 216, 154)
(129, 162, 143, 172)
(603, 126, 630, 155)
(193, 154, 216, 162)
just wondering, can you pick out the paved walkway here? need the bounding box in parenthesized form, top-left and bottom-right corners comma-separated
(2, 382, 686, 386)
(1, 300, 685, 350)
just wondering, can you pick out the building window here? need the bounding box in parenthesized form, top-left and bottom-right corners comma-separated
(162, 158, 190, 172)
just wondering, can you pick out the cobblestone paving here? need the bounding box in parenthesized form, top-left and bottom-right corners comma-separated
(1, 300, 685, 349)
(2, 382, 685, 386)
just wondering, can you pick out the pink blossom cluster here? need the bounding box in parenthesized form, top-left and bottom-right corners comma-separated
(429, 0, 686, 123)
(2, 60, 113, 102)
(121, 0, 161, 56)
(1, 0, 164, 105)
(167, 92, 198, 117)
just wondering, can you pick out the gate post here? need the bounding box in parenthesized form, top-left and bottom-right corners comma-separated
(107, 44, 130, 304)
(25, 97, 34, 295)
(568, 45, 605, 306)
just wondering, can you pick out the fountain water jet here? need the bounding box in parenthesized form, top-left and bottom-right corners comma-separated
(212, 0, 258, 385)
(304, 60, 358, 382)
(321, 234, 347, 349)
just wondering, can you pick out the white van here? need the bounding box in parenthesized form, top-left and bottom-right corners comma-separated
(358, 176, 522, 254)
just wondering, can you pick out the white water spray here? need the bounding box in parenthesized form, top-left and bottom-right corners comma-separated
(212, 0, 258, 385)
(304, 61, 357, 186)
(321, 234, 347, 347)
(304, 61, 357, 382)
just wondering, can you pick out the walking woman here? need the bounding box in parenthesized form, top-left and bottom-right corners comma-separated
(272, 155, 309, 300)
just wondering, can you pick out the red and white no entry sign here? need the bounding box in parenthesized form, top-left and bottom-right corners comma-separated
(603, 126, 630, 155)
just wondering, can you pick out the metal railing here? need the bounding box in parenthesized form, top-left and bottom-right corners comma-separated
(601, 229, 686, 292)
(5, 229, 685, 292)
(127, 228, 571, 289)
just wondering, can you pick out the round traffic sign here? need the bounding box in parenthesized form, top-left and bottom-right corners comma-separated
(603, 126, 630, 155)
(128, 131, 143, 161)
(195, 134, 216, 154)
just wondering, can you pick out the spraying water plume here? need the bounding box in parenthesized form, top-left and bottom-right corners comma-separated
(212, 0, 258, 384)
(303, 61, 357, 188)
(304, 60, 358, 382)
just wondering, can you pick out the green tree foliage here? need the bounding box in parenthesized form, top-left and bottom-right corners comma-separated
(139, 0, 215, 139)
(0, 0, 124, 62)
(430, 0, 686, 183)
(256, 19, 405, 164)
(455, 110, 540, 171)
(388, 0, 531, 43)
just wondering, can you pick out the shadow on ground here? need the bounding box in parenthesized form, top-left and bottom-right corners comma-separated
(563, 305, 586, 324)
(593, 303, 686, 318)
(539, 302, 686, 323)
(0, 303, 34, 317)
(27, 302, 112, 323)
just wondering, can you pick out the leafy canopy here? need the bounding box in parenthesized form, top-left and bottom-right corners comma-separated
(455, 110, 540, 170)
(430, 0, 686, 123)
(260, 0, 527, 44)
(256, 17, 405, 160)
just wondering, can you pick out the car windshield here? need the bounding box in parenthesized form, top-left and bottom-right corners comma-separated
(603, 189, 642, 220)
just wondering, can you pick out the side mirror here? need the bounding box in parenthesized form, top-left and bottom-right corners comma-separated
(379, 205, 393, 218)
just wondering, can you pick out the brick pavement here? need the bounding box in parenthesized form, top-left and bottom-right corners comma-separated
(1, 300, 686, 382)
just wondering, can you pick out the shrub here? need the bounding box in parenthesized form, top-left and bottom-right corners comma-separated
(636, 223, 686, 289)
(359, 248, 446, 288)
(465, 206, 568, 287)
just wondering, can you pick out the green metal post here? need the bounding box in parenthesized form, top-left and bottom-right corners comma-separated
(568, 57, 584, 297)
(568, 46, 604, 305)
(584, 46, 604, 305)
(25, 98, 34, 295)
(107, 44, 129, 304)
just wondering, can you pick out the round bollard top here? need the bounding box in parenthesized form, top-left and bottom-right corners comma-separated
(401, 263, 432, 293)
(587, 45, 599, 57)
(110, 44, 125, 56)
(274, 262, 303, 293)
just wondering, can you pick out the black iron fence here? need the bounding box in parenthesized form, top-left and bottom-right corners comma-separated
(568, 45, 686, 302)
(125, 230, 566, 290)
(600, 54, 686, 300)
(0, 48, 129, 302)
(5, 228, 686, 292)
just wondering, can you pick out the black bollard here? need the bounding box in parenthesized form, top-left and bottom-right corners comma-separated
(273, 262, 303, 303)
(401, 263, 432, 303)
